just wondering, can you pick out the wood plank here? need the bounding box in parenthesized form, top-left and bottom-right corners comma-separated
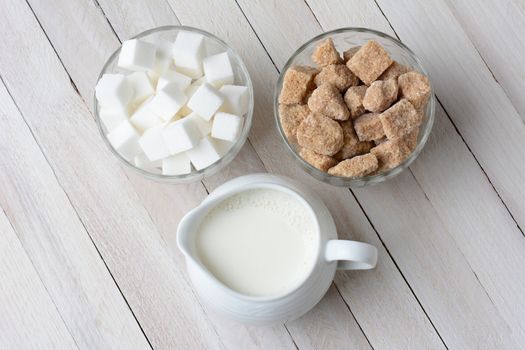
(0, 210, 78, 350)
(0, 78, 149, 349)
(0, 2, 226, 349)
(239, 0, 525, 348)
(28, 1, 296, 348)
(443, 0, 525, 121)
(286, 285, 370, 350)
(154, 0, 446, 348)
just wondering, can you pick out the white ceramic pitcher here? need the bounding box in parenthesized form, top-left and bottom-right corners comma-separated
(177, 174, 377, 325)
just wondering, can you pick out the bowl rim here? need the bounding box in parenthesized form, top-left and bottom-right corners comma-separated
(274, 27, 435, 187)
(94, 25, 254, 183)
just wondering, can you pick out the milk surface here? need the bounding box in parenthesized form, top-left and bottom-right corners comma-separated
(196, 188, 317, 297)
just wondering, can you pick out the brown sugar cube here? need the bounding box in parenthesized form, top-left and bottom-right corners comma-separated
(344, 85, 368, 119)
(374, 136, 388, 146)
(314, 64, 359, 91)
(379, 61, 412, 80)
(398, 71, 431, 110)
(363, 79, 398, 113)
(328, 153, 378, 177)
(308, 83, 350, 121)
(371, 139, 411, 172)
(343, 46, 361, 63)
(354, 113, 385, 141)
(297, 113, 344, 156)
(346, 40, 393, 85)
(299, 148, 338, 172)
(403, 127, 419, 151)
(379, 99, 420, 139)
(279, 65, 319, 104)
(334, 120, 374, 160)
(278, 104, 310, 143)
(312, 38, 342, 67)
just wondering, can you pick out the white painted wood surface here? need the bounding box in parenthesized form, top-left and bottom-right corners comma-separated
(0, 1, 523, 349)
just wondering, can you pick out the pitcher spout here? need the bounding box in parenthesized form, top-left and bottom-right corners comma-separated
(176, 206, 204, 259)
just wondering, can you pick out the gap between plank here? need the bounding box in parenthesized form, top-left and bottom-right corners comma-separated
(1, 10, 155, 348)
(91, 0, 120, 41)
(439, 1, 503, 90)
(332, 283, 374, 349)
(0, 204, 81, 350)
(408, 170, 499, 310)
(369, 0, 524, 238)
(234, 0, 448, 347)
(442, 0, 525, 126)
(24, 2, 86, 109)
(348, 189, 449, 350)
(283, 326, 300, 350)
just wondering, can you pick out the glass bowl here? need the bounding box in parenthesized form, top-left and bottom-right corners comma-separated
(274, 28, 435, 187)
(95, 26, 254, 183)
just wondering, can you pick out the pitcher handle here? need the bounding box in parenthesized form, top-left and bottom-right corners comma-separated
(325, 240, 378, 270)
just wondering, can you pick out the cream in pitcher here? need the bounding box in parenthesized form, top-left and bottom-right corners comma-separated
(195, 188, 318, 297)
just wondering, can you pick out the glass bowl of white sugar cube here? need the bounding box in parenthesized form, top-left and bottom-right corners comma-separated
(94, 26, 253, 183)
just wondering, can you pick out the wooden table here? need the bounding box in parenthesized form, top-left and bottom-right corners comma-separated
(1, 1, 524, 349)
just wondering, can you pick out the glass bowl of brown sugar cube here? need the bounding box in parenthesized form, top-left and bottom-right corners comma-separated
(274, 28, 435, 187)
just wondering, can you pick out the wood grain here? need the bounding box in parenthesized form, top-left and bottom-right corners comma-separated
(0, 210, 78, 350)
(443, 0, 525, 120)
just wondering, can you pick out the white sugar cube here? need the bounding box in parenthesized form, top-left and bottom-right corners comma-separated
(95, 74, 133, 110)
(186, 136, 222, 170)
(118, 39, 156, 72)
(154, 39, 175, 71)
(186, 112, 212, 137)
(99, 107, 129, 132)
(214, 139, 234, 156)
(129, 97, 163, 132)
(157, 70, 192, 91)
(138, 124, 171, 161)
(134, 154, 162, 172)
(173, 31, 205, 78)
(219, 85, 249, 116)
(162, 153, 192, 175)
(155, 39, 175, 61)
(177, 79, 205, 118)
(162, 117, 202, 154)
(203, 52, 234, 87)
(146, 39, 174, 85)
(187, 83, 224, 121)
(107, 121, 142, 161)
(193, 76, 207, 85)
(127, 71, 154, 106)
(175, 105, 192, 118)
(149, 82, 188, 122)
(184, 78, 204, 99)
(211, 112, 243, 142)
